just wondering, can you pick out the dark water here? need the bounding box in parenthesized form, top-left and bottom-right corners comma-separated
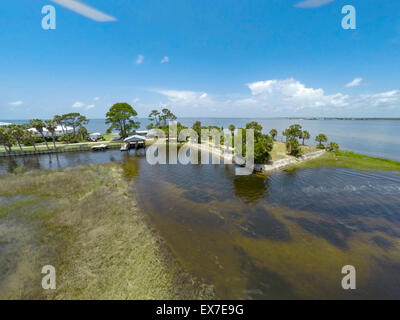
(1, 150, 400, 299)
(3, 118, 400, 161)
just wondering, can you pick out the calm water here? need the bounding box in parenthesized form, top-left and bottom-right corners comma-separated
(2, 118, 400, 160)
(1, 150, 400, 299)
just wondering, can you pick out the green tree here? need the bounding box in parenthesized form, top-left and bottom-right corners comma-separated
(23, 130, 38, 151)
(288, 124, 303, 139)
(228, 124, 236, 134)
(29, 119, 50, 150)
(301, 130, 310, 145)
(159, 108, 177, 126)
(253, 134, 274, 164)
(45, 120, 57, 149)
(245, 121, 263, 133)
(106, 103, 140, 138)
(8, 124, 26, 151)
(77, 126, 89, 141)
(0, 128, 15, 153)
(269, 129, 278, 141)
(326, 142, 340, 152)
(63, 113, 89, 134)
(315, 133, 328, 149)
(147, 110, 160, 129)
(286, 137, 301, 157)
(282, 129, 290, 142)
(148, 108, 177, 128)
(53, 115, 65, 135)
(192, 121, 202, 143)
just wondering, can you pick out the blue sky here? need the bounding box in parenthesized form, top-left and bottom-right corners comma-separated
(0, 0, 399, 119)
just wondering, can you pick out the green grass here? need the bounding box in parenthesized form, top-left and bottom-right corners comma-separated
(270, 141, 317, 161)
(286, 150, 400, 172)
(0, 164, 213, 299)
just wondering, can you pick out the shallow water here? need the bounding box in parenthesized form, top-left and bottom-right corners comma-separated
(1, 150, 400, 299)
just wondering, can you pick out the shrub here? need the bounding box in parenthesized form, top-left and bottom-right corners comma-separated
(326, 142, 340, 152)
(286, 137, 302, 157)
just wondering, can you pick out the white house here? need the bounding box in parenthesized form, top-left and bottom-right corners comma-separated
(0, 122, 11, 128)
(28, 125, 74, 137)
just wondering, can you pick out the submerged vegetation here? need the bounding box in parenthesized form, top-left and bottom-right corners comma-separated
(0, 164, 213, 299)
(286, 150, 400, 172)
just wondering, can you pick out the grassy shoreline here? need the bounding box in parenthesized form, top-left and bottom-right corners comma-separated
(286, 150, 400, 172)
(0, 163, 214, 299)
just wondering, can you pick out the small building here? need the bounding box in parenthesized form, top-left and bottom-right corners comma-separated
(89, 132, 102, 141)
(28, 125, 74, 137)
(121, 135, 146, 151)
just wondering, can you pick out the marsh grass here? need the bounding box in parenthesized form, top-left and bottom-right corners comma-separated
(286, 150, 400, 172)
(0, 164, 214, 299)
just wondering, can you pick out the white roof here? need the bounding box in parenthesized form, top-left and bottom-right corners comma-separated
(124, 135, 147, 142)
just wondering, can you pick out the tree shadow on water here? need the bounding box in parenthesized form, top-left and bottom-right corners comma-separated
(233, 174, 269, 205)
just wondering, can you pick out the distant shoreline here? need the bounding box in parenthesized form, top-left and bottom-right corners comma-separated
(2, 117, 400, 121)
(288, 117, 400, 121)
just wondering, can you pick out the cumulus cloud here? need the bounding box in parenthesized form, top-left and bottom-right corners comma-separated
(9, 100, 23, 106)
(50, 0, 116, 22)
(85, 104, 95, 110)
(136, 54, 144, 65)
(295, 0, 334, 8)
(161, 56, 169, 64)
(72, 101, 85, 108)
(243, 78, 349, 111)
(346, 77, 363, 88)
(151, 79, 400, 116)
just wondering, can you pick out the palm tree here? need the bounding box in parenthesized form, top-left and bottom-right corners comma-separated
(45, 120, 57, 149)
(326, 142, 340, 152)
(24, 130, 38, 151)
(269, 129, 278, 141)
(8, 124, 26, 151)
(53, 115, 65, 135)
(0, 128, 15, 153)
(29, 119, 50, 150)
(315, 133, 328, 149)
(228, 124, 235, 135)
(282, 129, 290, 142)
(301, 130, 310, 145)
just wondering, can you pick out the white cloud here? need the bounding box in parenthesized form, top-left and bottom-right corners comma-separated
(356, 90, 400, 108)
(154, 89, 212, 107)
(50, 0, 116, 22)
(150, 79, 400, 116)
(94, 97, 100, 101)
(295, 0, 334, 8)
(161, 56, 169, 64)
(346, 77, 363, 88)
(9, 100, 23, 106)
(85, 104, 95, 110)
(72, 101, 85, 108)
(136, 54, 144, 65)
(244, 78, 349, 111)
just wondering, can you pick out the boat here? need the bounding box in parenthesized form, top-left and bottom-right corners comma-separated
(91, 144, 108, 151)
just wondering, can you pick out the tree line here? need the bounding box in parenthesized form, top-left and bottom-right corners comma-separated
(0, 113, 89, 153)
